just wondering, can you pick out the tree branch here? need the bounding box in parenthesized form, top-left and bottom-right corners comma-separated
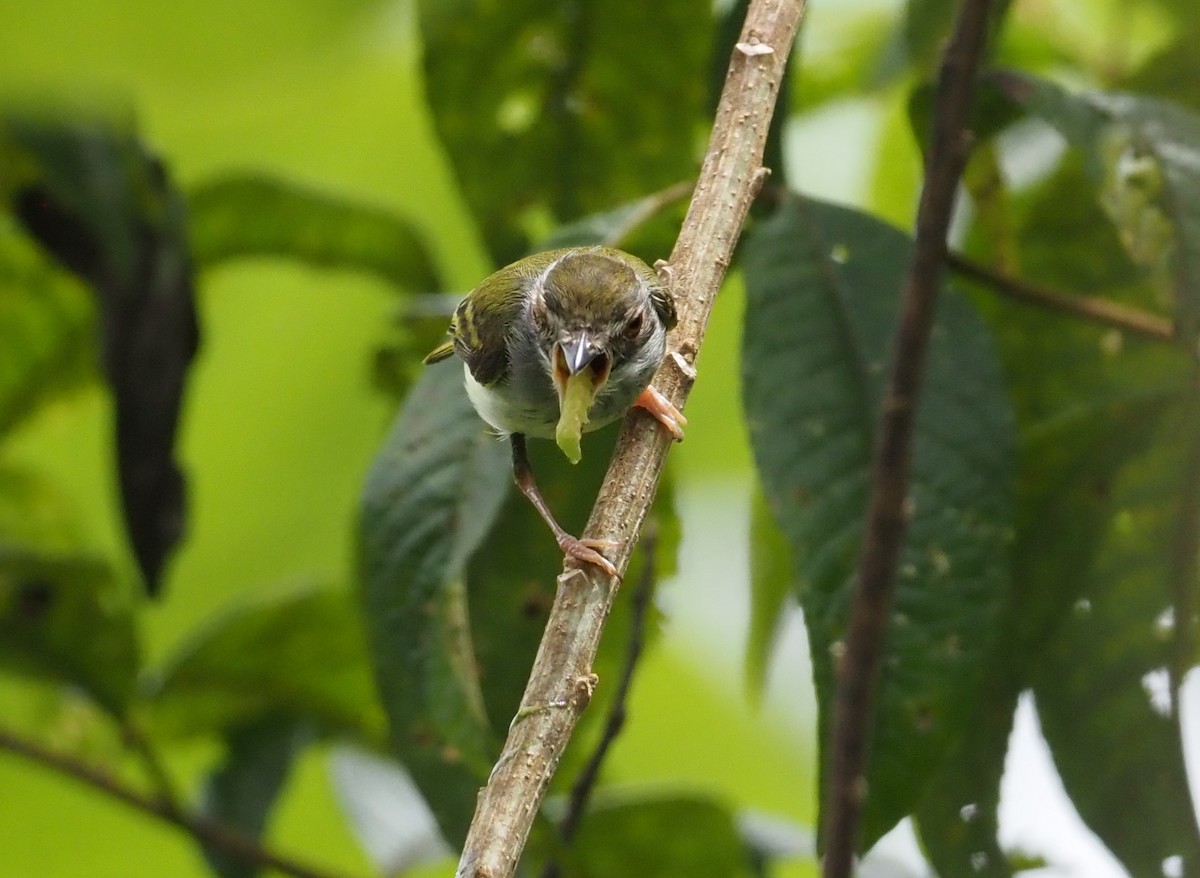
(948, 253, 1176, 343)
(819, 1, 996, 876)
(539, 529, 660, 878)
(0, 726, 358, 878)
(453, 2, 806, 876)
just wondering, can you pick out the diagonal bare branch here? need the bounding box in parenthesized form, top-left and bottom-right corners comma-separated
(453, 2, 807, 876)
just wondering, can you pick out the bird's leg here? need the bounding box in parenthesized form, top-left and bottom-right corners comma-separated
(634, 386, 687, 441)
(510, 434, 619, 577)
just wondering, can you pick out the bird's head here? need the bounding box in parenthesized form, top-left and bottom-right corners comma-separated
(529, 247, 676, 419)
(522, 247, 676, 462)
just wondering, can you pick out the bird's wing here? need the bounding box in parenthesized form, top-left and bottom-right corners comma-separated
(453, 251, 563, 386)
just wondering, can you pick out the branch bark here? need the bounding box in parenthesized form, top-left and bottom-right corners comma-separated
(454, 2, 806, 875)
(819, 1, 996, 875)
(0, 726, 357, 878)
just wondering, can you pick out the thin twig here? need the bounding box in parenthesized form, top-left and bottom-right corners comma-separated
(948, 252, 1176, 343)
(819, 1, 996, 876)
(121, 718, 184, 817)
(539, 529, 660, 878)
(454, 3, 806, 876)
(0, 726, 358, 878)
(603, 180, 696, 249)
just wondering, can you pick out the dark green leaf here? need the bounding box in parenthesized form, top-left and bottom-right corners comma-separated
(418, 0, 712, 263)
(0, 218, 95, 438)
(741, 196, 1016, 848)
(563, 794, 751, 878)
(1, 110, 199, 595)
(744, 482, 793, 702)
(359, 357, 510, 843)
(1032, 399, 1200, 876)
(913, 673, 1015, 878)
(997, 73, 1200, 348)
(188, 174, 440, 291)
(147, 586, 384, 743)
(0, 542, 137, 714)
(201, 718, 310, 878)
(917, 151, 1197, 872)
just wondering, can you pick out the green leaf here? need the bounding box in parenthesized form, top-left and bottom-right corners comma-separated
(997, 73, 1200, 348)
(915, 149, 1198, 873)
(188, 174, 441, 292)
(1031, 399, 1200, 876)
(744, 482, 794, 702)
(147, 586, 384, 743)
(562, 794, 752, 878)
(358, 357, 511, 844)
(0, 217, 95, 439)
(200, 718, 310, 878)
(741, 196, 1016, 849)
(0, 542, 137, 715)
(1, 110, 199, 595)
(418, 0, 712, 263)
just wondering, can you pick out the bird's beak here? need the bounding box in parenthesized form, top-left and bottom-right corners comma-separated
(552, 331, 611, 464)
(552, 331, 611, 403)
(560, 331, 602, 377)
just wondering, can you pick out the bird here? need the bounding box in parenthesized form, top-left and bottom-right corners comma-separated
(424, 246, 686, 576)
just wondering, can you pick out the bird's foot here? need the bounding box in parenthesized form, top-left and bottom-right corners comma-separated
(559, 535, 619, 578)
(635, 385, 687, 441)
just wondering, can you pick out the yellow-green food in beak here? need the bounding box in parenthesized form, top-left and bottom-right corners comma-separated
(556, 369, 596, 464)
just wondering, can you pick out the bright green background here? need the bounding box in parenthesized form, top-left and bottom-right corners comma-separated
(0, 2, 813, 875)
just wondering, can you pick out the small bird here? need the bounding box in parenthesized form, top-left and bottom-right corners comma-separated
(424, 246, 686, 576)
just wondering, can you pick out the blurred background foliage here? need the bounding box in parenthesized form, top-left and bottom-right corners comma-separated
(0, 0, 1198, 876)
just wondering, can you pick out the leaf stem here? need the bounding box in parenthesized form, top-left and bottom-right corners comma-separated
(0, 726, 358, 878)
(453, 2, 806, 876)
(819, 1, 995, 875)
(948, 253, 1176, 343)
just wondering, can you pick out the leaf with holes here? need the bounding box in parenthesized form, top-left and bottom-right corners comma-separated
(741, 196, 1016, 849)
(997, 72, 1200, 349)
(1031, 399, 1200, 875)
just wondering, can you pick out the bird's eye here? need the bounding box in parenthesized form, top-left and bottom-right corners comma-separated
(624, 311, 645, 339)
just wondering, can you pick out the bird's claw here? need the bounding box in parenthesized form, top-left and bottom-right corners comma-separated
(635, 385, 687, 441)
(559, 535, 619, 578)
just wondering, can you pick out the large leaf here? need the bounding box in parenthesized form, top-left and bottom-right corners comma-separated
(915, 146, 1199, 873)
(418, 0, 711, 263)
(1031, 399, 1200, 875)
(200, 718, 310, 878)
(359, 357, 511, 844)
(1, 110, 199, 595)
(187, 174, 440, 292)
(0, 217, 95, 438)
(0, 542, 137, 714)
(741, 196, 1016, 849)
(147, 586, 384, 743)
(997, 73, 1200, 349)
